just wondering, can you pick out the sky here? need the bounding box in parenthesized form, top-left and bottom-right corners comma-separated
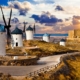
(0, 0, 80, 33)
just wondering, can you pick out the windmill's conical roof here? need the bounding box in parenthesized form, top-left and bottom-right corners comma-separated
(26, 25, 33, 31)
(11, 27, 23, 34)
(0, 24, 5, 32)
(60, 39, 66, 42)
(43, 33, 50, 37)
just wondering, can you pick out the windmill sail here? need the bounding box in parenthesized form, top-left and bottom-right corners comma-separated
(33, 24, 36, 33)
(0, 6, 12, 46)
(23, 21, 26, 32)
(0, 6, 7, 26)
(49, 34, 50, 39)
(8, 8, 12, 27)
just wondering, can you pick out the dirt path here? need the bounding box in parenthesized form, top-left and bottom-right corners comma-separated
(0, 52, 79, 78)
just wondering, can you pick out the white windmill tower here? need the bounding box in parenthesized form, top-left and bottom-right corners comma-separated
(11, 27, 23, 47)
(26, 25, 34, 40)
(60, 39, 66, 46)
(0, 24, 6, 56)
(43, 33, 50, 42)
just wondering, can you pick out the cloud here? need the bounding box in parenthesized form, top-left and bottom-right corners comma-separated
(55, 5, 64, 11)
(11, 17, 19, 23)
(70, 15, 80, 29)
(33, 0, 54, 4)
(72, 16, 80, 25)
(65, 18, 70, 21)
(2, 0, 80, 34)
(31, 11, 63, 24)
(45, 23, 55, 26)
(8, 1, 31, 16)
(60, 25, 73, 33)
(40, 27, 54, 33)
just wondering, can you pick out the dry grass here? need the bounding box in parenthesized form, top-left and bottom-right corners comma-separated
(0, 56, 38, 66)
(23, 54, 80, 80)
(66, 40, 80, 51)
(0, 73, 16, 80)
(23, 40, 71, 57)
(6, 40, 76, 57)
(6, 47, 24, 55)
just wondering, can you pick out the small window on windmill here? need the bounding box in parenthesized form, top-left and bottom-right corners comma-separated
(16, 38, 17, 40)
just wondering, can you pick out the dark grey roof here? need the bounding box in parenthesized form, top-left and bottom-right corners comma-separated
(11, 27, 23, 34)
(0, 24, 5, 32)
(26, 25, 33, 31)
(60, 39, 66, 42)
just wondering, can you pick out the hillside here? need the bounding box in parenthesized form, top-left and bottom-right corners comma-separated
(6, 40, 71, 57)
(66, 40, 80, 51)
(0, 53, 80, 80)
(23, 40, 72, 57)
(24, 54, 80, 80)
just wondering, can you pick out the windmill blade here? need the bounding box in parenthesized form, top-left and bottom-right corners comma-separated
(6, 28, 11, 46)
(49, 34, 50, 39)
(23, 21, 26, 32)
(0, 6, 7, 26)
(33, 24, 36, 33)
(8, 8, 12, 26)
(7, 28, 11, 38)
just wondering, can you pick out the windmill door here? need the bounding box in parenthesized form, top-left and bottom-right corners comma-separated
(16, 42, 18, 47)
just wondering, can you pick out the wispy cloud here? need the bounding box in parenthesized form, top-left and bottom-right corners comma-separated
(55, 5, 64, 11)
(8, 1, 32, 16)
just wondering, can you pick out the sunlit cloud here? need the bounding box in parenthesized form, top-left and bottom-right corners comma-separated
(1, 0, 80, 33)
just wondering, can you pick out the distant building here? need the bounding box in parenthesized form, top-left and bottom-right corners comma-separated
(60, 39, 66, 46)
(67, 29, 80, 41)
(11, 27, 23, 48)
(26, 25, 34, 40)
(0, 24, 6, 56)
(43, 33, 50, 42)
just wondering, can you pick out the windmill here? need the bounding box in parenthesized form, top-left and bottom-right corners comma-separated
(0, 6, 12, 46)
(23, 21, 26, 33)
(11, 36, 14, 49)
(33, 24, 36, 33)
(48, 34, 51, 40)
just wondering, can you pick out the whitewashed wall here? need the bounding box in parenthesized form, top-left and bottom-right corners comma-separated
(60, 42, 65, 46)
(43, 36, 50, 42)
(0, 32, 6, 56)
(26, 31, 33, 40)
(11, 34, 23, 47)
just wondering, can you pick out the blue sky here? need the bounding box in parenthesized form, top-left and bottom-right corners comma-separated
(0, 0, 80, 33)
(0, 0, 8, 5)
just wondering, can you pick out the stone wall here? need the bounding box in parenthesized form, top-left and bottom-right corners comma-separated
(67, 29, 80, 41)
(0, 56, 39, 66)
